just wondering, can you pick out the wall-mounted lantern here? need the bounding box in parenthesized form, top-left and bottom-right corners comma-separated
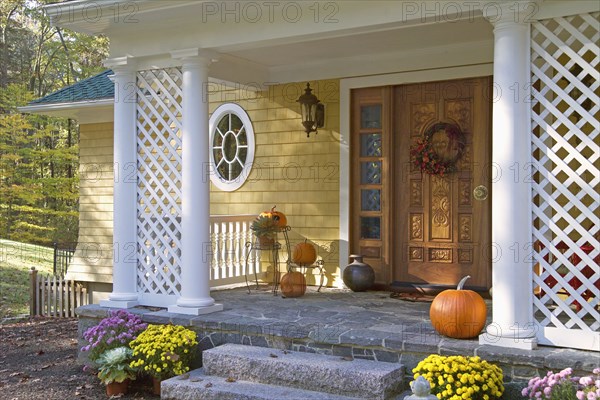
(296, 83, 325, 137)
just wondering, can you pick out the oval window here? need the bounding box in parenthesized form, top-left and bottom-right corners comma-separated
(209, 103, 255, 191)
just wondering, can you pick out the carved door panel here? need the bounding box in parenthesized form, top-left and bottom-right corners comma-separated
(394, 77, 492, 289)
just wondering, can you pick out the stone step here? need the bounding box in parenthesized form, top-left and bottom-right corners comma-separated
(202, 344, 405, 400)
(161, 368, 361, 400)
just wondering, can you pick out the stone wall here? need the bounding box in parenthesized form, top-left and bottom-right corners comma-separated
(76, 303, 597, 394)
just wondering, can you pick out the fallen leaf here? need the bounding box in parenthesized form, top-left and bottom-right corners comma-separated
(177, 373, 190, 380)
(341, 356, 353, 361)
(269, 353, 278, 358)
(190, 377, 203, 383)
(205, 382, 213, 388)
(225, 377, 236, 383)
(37, 350, 44, 355)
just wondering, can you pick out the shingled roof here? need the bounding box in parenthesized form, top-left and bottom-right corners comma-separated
(29, 69, 114, 105)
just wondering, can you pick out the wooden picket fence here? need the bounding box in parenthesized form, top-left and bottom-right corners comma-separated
(29, 267, 89, 317)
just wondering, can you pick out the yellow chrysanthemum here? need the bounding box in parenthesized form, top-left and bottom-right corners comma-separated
(412, 354, 503, 400)
(129, 324, 198, 380)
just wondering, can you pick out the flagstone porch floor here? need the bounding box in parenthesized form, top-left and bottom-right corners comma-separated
(76, 286, 598, 393)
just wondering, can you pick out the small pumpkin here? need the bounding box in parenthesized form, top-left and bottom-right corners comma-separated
(429, 275, 487, 339)
(292, 239, 317, 266)
(280, 271, 306, 298)
(260, 205, 287, 228)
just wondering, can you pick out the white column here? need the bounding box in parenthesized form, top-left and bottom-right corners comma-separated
(479, 3, 537, 349)
(168, 49, 223, 315)
(100, 57, 139, 308)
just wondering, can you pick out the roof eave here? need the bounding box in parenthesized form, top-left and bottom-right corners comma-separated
(43, 0, 193, 35)
(19, 98, 114, 123)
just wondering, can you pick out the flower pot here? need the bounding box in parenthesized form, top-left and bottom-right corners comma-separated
(343, 255, 374, 292)
(152, 377, 161, 396)
(106, 380, 128, 396)
(258, 236, 275, 248)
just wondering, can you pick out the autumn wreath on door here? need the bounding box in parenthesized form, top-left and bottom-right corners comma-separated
(410, 121, 465, 176)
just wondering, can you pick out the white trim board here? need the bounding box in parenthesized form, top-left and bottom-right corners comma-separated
(337, 63, 494, 286)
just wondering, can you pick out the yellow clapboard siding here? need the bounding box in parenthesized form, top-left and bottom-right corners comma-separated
(77, 235, 113, 243)
(72, 122, 116, 283)
(207, 79, 341, 281)
(79, 138, 114, 147)
(80, 146, 113, 156)
(79, 195, 114, 204)
(78, 219, 113, 229)
(75, 80, 342, 285)
(79, 155, 114, 164)
(80, 186, 113, 196)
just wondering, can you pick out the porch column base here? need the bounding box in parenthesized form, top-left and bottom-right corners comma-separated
(479, 334, 538, 350)
(99, 299, 139, 309)
(168, 303, 223, 316)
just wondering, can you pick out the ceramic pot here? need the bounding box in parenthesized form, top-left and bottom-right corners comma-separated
(343, 255, 374, 292)
(106, 380, 128, 396)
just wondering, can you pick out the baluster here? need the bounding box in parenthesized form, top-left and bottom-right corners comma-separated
(222, 222, 229, 280)
(212, 221, 220, 280)
(234, 221, 241, 277)
(227, 221, 234, 278)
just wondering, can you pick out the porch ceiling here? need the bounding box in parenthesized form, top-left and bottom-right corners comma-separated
(233, 19, 492, 83)
(45, 1, 494, 83)
(226, 17, 493, 68)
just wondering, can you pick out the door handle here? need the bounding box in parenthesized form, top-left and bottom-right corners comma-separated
(473, 185, 488, 201)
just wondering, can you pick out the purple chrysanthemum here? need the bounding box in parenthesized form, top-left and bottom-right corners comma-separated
(81, 309, 147, 362)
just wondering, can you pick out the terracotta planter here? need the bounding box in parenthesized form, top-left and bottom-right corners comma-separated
(152, 377, 161, 396)
(106, 380, 128, 396)
(258, 236, 275, 248)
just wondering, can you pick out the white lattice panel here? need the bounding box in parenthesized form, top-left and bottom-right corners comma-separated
(531, 13, 599, 350)
(136, 68, 184, 303)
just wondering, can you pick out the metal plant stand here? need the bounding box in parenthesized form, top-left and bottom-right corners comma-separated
(281, 227, 326, 292)
(245, 226, 326, 295)
(244, 235, 282, 295)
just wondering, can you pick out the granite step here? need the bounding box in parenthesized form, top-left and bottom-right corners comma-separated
(201, 344, 405, 400)
(161, 368, 361, 400)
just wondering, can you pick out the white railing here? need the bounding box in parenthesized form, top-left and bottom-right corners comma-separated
(209, 214, 259, 287)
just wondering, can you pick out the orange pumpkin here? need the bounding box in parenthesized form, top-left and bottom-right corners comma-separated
(280, 271, 306, 298)
(292, 239, 317, 266)
(260, 205, 287, 228)
(429, 275, 487, 339)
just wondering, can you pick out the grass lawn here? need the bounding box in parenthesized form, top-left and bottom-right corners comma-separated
(0, 239, 54, 319)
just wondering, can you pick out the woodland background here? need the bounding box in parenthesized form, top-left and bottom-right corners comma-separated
(1, 0, 107, 246)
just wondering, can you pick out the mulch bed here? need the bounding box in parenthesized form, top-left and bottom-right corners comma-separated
(0, 317, 159, 400)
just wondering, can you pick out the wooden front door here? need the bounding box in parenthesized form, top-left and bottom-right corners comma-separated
(350, 77, 492, 290)
(394, 77, 492, 289)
